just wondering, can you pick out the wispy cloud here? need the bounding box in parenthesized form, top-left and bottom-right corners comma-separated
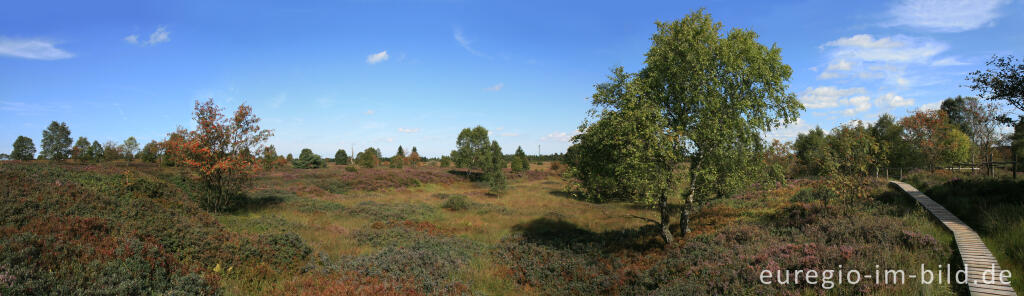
(886, 0, 1010, 32)
(541, 131, 577, 143)
(821, 34, 946, 63)
(397, 128, 420, 133)
(817, 34, 948, 87)
(126, 26, 170, 46)
(366, 51, 389, 64)
(798, 86, 866, 109)
(931, 57, 969, 66)
(454, 28, 486, 57)
(148, 26, 170, 45)
(500, 132, 520, 137)
(0, 37, 73, 60)
(365, 109, 375, 115)
(485, 83, 504, 91)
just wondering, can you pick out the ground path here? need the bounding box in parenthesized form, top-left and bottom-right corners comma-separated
(890, 181, 1017, 296)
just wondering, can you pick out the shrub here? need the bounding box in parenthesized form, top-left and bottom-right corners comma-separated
(344, 166, 358, 172)
(172, 99, 273, 211)
(344, 222, 481, 294)
(355, 148, 380, 168)
(440, 195, 471, 211)
(334, 149, 349, 165)
(293, 148, 327, 169)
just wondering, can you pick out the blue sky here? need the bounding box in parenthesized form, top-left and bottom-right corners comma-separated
(2, 0, 1022, 157)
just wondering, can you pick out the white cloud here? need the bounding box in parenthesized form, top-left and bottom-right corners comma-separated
(541, 131, 576, 143)
(798, 86, 866, 109)
(500, 132, 520, 137)
(887, 0, 1010, 32)
(366, 51, 389, 64)
(454, 28, 486, 57)
(485, 83, 504, 91)
(931, 57, 969, 66)
(127, 26, 170, 46)
(822, 34, 947, 63)
(841, 96, 872, 115)
(0, 37, 73, 60)
(146, 26, 170, 45)
(875, 93, 915, 108)
(826, 59, 852, 71)
(818, 71, 842, 79)
(397, 128, 420, 133)
(364, 109, 375, 115)
(918, 101, 942, 111)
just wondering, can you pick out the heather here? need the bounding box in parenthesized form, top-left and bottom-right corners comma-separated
(0, 161, 966, 295)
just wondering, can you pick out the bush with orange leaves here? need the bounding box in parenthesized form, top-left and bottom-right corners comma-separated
(176, 99, 273, 211)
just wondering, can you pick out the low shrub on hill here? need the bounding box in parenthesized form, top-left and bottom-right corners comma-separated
(0, 163, 315, 295)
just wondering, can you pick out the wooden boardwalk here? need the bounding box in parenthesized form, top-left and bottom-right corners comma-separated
(890, 181, 1017, 296)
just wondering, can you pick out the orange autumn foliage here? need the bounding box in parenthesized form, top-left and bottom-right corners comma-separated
(174, 99, 273, 211)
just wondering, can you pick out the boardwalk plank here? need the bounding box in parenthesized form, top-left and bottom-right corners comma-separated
(889, 181, 1016, 296)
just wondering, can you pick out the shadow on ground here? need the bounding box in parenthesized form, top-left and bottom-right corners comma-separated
(511, 215, 664, 253)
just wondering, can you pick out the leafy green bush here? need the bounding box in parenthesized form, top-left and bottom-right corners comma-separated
(344, 166, 358, 172)
(292, 148, 326, 169)
(441, 195, 471, 211)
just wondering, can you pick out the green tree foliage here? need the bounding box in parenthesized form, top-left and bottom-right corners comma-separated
(1012, 120, 1024, 169)
(286, 153, 294, 162)
(439, 155, 451, 167)
(390, 146, 406, 168)
(638, 10, 802, 236)
(40, 121, 72, 161)
(123, 136, 140, 161)
(826, 122, 879, 176)
(869, 114, 913, 168)
(260, 145, 284, 169)
(89, 141, 103, 162)
(967, 55, 1024, 121)
(941, 128, 972, 166)
(355, 147, 380, 168)
(293, 148, 327, 169)
(941, 96, 973, 136)
(334, 149, 349, 165)
(450, 126, 508, 192)
(139, 140, 160, 163)
(451, 126, 491, 171)
(485, 141, 507, 194)
(569, 11, 802, 242)
(511, 146, 530, 173)
(565, 73, 683, 244)
(11, 136, 36, 160)
(793, 127, 832, 175)
(103, 141, 122, 162)
(71, 137, 91, 162)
